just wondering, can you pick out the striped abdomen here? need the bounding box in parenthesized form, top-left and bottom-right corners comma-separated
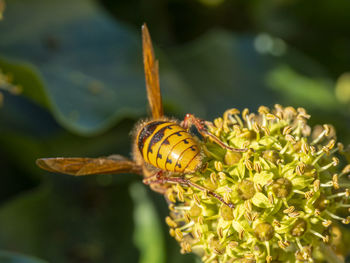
(137, 121, 201, 173)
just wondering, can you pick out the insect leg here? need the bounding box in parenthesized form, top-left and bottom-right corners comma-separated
(145, 174, 235, 208)
(142, 170, 164, 184)
(182, 113, 248, 152)
(142, 170, 169, 194)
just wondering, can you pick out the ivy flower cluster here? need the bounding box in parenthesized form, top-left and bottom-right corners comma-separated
(164, 105, 350, 262)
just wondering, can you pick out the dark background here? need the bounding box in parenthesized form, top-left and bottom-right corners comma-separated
(0, 0, 350, 262)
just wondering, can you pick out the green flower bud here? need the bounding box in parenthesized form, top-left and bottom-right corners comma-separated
(290, 218, 307, 237)
(254, 222, 275, 241)
(313, 194, 328, 211)
(220, 204, 234, 221)
(263, 150, 280, 164)
(271, 178, 292, 198)
(190, 204, 202, 218)
(237, 180, 256, 200)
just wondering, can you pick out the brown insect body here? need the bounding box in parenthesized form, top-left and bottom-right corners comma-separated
(36, 24, 246, 207)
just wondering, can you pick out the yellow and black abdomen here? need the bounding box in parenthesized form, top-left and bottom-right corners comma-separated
(137, 121, 201, 173)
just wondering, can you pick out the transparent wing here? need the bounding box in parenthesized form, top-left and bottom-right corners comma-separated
(36, 156, 142, 176)
(142, 23, 163, 119)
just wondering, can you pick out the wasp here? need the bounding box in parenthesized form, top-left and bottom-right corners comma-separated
(36, 24, 247, 208)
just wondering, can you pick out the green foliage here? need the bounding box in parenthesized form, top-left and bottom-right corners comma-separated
(0, 182, 140, 262)
(0, 0, 4, 20)
(0, 251, 46, 263)
(0, 58, 48, 108)
(0, 0, 203, 135)
(131, 183, 165, 263)
(266, 65, 338, 110)
(167, 31, 344, 118)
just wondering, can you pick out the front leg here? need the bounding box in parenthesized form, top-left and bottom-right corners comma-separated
(142, 170, 169, 194)
(182, 113, 248, 152)
(144, 171, 235, 208)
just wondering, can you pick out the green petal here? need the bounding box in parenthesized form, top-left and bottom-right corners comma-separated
(253, 171, 274, 186)
(252, 192, 273, 208)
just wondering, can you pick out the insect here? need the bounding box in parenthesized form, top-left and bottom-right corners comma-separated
(36, 24, 247, 208)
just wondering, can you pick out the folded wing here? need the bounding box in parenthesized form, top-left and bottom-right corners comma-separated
(142, 23, 163, 119)
(36, 156, 142, 176)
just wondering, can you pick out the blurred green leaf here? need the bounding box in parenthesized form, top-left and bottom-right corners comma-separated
(0, 122, 134, 176)
(0, 251, 46, 263)
(1, 0, 344, 137)
(0, 181, 140, 262)
(335, 73, 350, 105)
(252, 0, 350, 77)
(168, 30, 340, 119)
(0, 0, 204, 136)
(0, 0, 4, 20)
(266, 65, 338, 110)
(130, 183, 165, 263)
(0, 0, 143, 135)
(0, 58, 49, 109)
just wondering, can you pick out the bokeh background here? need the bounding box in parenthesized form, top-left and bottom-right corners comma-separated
(0, 0, 350, 262)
